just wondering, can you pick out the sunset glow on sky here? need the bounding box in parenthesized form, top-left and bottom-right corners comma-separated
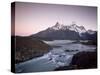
(14, 2, 97, 36)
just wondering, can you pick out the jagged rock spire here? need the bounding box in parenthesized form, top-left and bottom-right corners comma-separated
(55, 21, 60, 26)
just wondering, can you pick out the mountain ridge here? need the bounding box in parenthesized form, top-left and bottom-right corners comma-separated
(31, 22, 97, 40)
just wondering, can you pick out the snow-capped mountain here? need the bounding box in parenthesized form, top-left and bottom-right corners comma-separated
(50, 22, 86, 35)
(51, 22, 66, 30)
(31, 22, 97, 40)
(87, 30, 96, 34)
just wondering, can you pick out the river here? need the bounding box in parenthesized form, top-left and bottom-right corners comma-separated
(15, 40, 96, 73)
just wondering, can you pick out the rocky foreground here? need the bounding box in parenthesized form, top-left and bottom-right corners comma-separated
(55, 51, 97, 70)
(14, 36, 52, 64)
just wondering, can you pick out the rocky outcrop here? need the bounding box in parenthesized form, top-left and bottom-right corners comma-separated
(70, 51, 97, 69)
(55, 51, 97, 70)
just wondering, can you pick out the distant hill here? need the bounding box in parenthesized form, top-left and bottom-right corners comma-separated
(12, 36, 52, 63)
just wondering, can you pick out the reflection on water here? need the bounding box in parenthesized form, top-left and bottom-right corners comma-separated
(16, 40, 96, 73)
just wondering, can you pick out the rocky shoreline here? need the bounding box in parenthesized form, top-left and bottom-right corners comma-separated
(55, 51, 97, 71)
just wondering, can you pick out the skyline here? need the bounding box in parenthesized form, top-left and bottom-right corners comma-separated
(13, 2, 97, 36)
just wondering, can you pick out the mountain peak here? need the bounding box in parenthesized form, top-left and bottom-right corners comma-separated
(54, 22, 61, 27)
(70, 23, 77, 28)
(50, 22, 87, 35)
(55, 21, 60, 25)
(52, 22, 63, 30)
(71, 24, 77, 26)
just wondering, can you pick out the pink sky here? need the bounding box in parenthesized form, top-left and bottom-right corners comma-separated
(14, 2, 97, 36)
